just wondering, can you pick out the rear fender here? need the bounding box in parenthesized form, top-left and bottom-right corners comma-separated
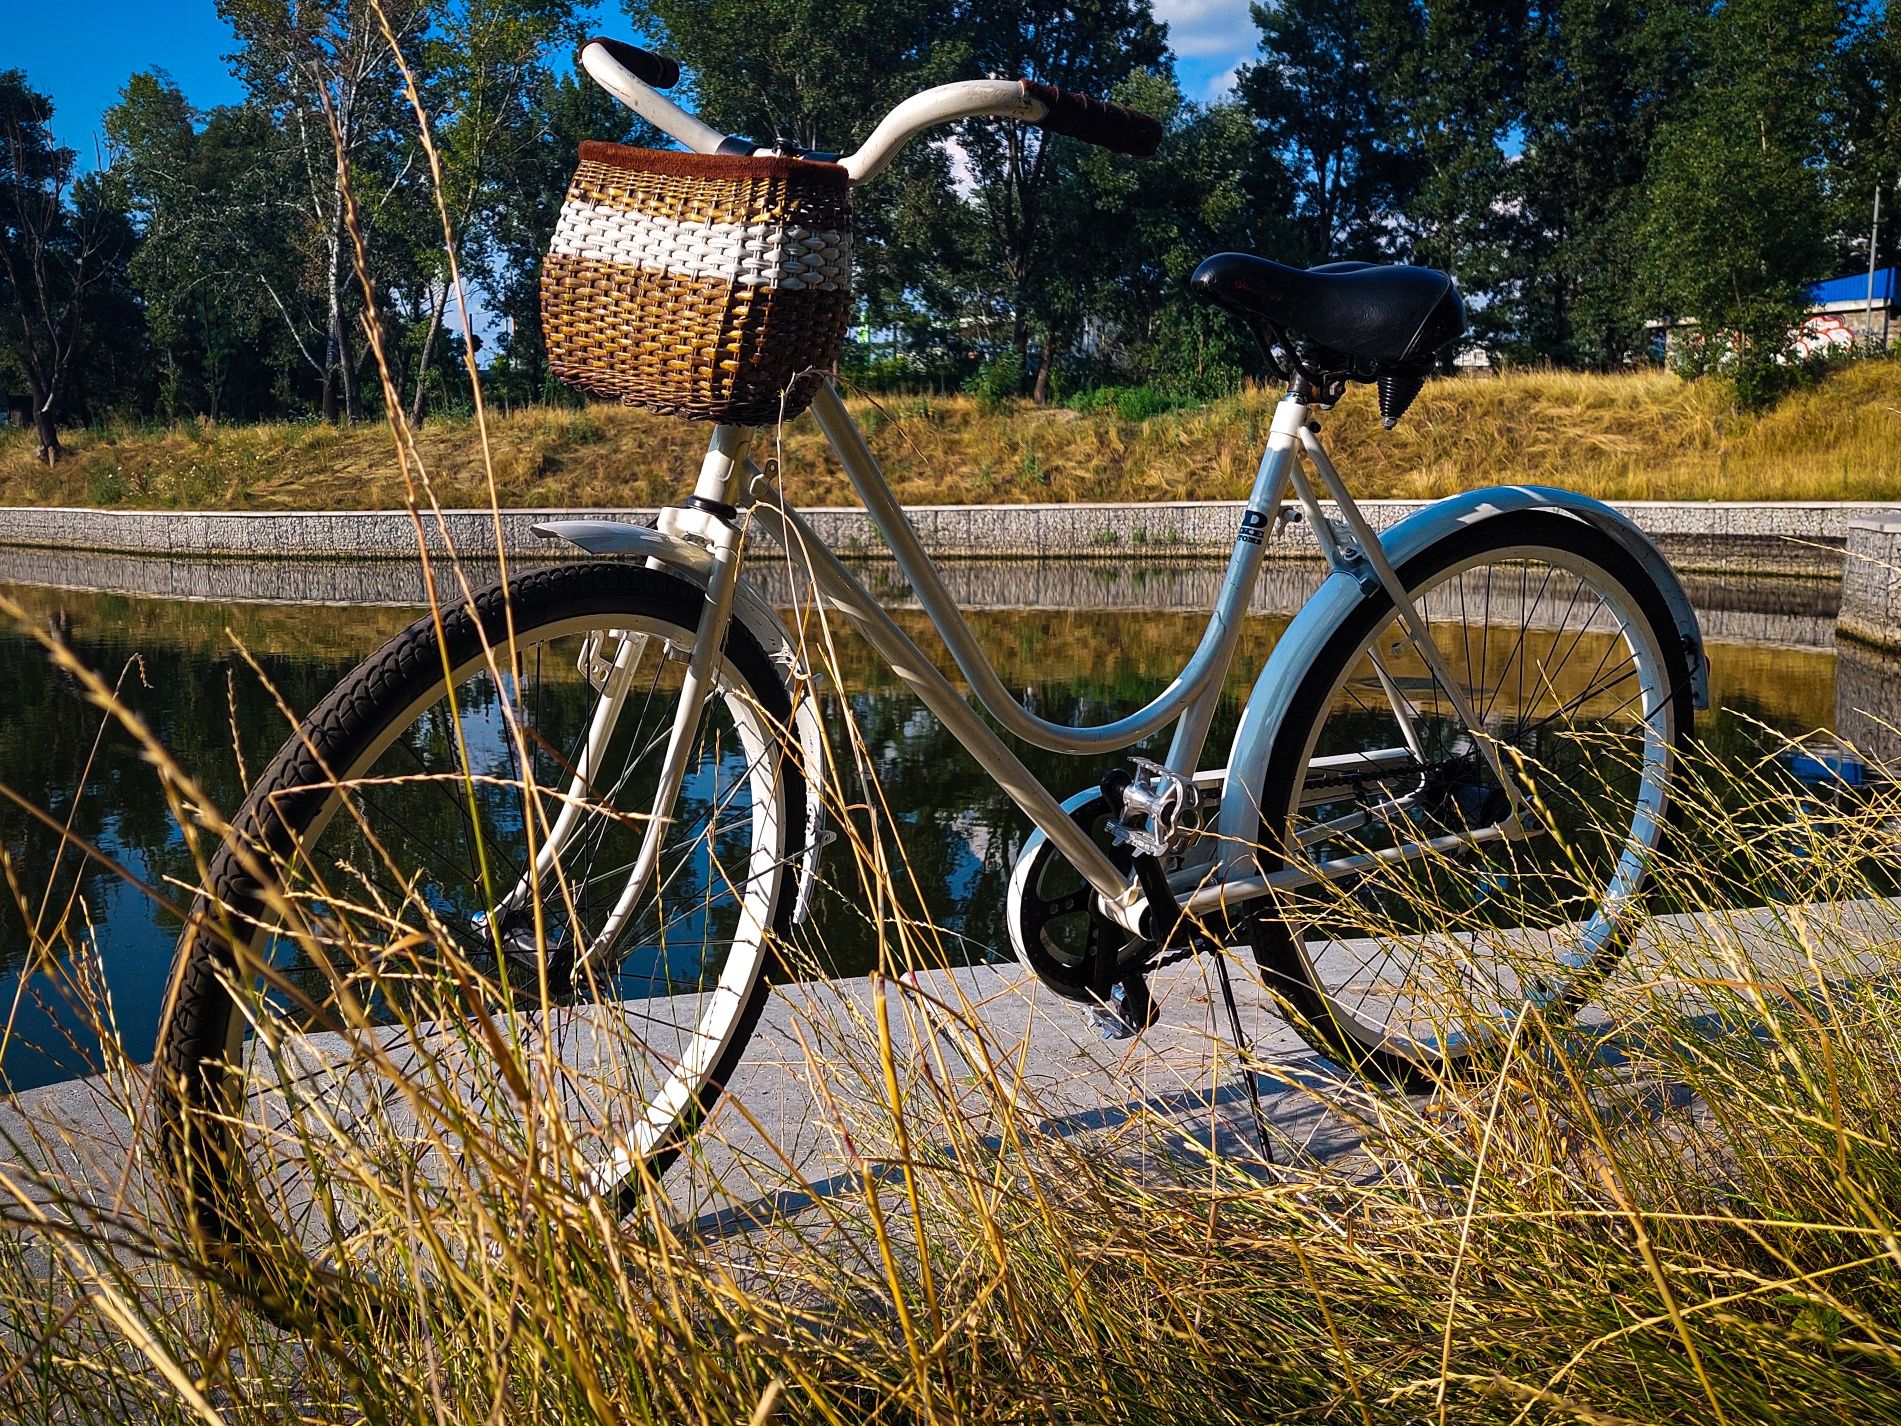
(1214, 486, 1706, 882)
(533, 518, 828, 923)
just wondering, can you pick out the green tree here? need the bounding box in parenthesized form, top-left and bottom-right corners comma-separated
(1837, 4, 1900, 306)
(220, 0, 432, 422)
(106, 74, 303, 420)
(623, 0, 955, 150)
(0, 71, 139, 462)
(1636, 0, 1847, 405)
(398, 0, 584, 421)
(1238, 0, 1411, 264)
(957, 0, 1169, 396)
(484, 69, 655, 406)
(1043, 77, 1281, 399)
(1503, 0, 1703, 365)
(1359, 0, 1530, 349)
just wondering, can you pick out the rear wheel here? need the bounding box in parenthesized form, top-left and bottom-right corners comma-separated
(1250, 512, 1693, 1088)
(156, 562, 802, 1274)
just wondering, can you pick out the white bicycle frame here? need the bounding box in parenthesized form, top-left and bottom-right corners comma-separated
(518, 43, 1710, 971)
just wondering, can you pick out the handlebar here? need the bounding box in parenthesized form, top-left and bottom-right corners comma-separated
(585, 36, 680, 91)
(578, 36, 1162, 182)
(1020, 81, 1161, 157)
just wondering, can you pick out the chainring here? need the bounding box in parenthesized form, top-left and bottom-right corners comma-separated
(1007, 793, 1147, 1003)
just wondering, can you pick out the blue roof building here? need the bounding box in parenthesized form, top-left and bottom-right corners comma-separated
(1648, 265, 1897, 359)
(1801, 266, 1896, 349)
(1807, 266, 1897, 310)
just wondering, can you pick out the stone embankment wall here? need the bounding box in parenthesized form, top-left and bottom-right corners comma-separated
(1840, 521, 1901, 653)
(1, 500, 1894, 576)
(0, 536, 1853, 655)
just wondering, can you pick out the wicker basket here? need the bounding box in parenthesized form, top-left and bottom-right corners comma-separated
(541, 142, 853, 425)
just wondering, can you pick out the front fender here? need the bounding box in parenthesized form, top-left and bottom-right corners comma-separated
(534, 518, 829, 924)
(1214, 486, 1706, 880)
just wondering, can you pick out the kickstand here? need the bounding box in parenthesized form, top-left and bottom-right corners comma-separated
(1212, 949, 1275, 1167)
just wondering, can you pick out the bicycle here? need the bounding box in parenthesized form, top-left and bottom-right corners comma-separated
(155, 37, 1706, 1274)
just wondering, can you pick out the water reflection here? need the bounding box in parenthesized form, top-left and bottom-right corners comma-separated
(0, 565, 1871, 1091)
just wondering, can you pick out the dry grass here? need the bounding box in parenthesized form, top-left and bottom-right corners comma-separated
(1, 601, 1899, 1424)
(6, 361, 1901, 513)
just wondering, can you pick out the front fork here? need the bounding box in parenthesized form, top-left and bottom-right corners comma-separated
(492, 429, 755, 976)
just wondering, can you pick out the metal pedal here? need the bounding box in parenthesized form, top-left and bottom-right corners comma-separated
(1085, 973, 1159, 1042)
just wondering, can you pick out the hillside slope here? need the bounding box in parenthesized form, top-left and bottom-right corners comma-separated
(3, 362, 1898, 511)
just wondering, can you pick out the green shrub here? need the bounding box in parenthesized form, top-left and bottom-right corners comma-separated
(1109, 385, 1183, 422)
(961, 352, 1024, 405)
(1063, 384, 1192, 421)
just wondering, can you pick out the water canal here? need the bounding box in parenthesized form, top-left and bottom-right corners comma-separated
(0, 556, 1884, 1091)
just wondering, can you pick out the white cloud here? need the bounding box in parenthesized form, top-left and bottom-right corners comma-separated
(942, 135, 976, 196)
(1204, 63, 1242, 99)
(1153, 0, 1260, 60)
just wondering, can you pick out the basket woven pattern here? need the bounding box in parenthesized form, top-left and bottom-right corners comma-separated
(541, 143, 852, 425)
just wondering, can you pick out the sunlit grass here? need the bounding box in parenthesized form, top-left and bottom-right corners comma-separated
(5, 359, 1901, 514)
(2, 19, 1897, 1416)
(0, 617, 1898, 1423)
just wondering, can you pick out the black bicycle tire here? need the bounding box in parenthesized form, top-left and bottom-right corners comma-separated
(1249, 510, 1695, 1090)
(155, 560, 804, 1260)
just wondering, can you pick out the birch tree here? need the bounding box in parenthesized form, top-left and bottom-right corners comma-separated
(220, 0, 429, 421)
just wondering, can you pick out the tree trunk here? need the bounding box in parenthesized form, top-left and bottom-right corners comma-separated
(321, 186, 347, 424)
(25, 378, 60, 465)
(1011, 309, 1030, 395)
(1032, 331, 1058, 404)
(321, 323, 339, 424)
(32, 405, 61, 466)
(340, 317, 365, 423)
(409, 282, 449, 425)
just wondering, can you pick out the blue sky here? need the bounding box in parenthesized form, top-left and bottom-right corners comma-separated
(10, 0, 1261, 164)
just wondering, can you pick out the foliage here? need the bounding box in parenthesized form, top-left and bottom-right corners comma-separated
(959, 350, 1024, 406)
(0, 72, 143, 462)
(953, 0, 1169, 397)
(1064, 382, 1190, 420)
(1238, 0, 1407, 264)
(1635, 0, 1845, 410)
(5, 0, 1898, 442)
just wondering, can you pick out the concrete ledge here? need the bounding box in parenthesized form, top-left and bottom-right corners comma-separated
(1841, 520, 1901, 652)
(2, 500, 1894, 574)
(0, 545, 1850, 655)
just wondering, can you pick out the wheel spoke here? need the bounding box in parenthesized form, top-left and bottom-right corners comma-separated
(1264, 532, 1679, 1077)
(166, 576, 796, 1266)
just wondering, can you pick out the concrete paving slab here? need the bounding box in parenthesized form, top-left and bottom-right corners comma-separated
(1, 897, 1895, 1252)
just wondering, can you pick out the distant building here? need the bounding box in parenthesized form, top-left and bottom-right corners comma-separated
(1797, 266, 1897, 353)
(1452, 345, 1495, 377)
(1647, 266, 1899, 363)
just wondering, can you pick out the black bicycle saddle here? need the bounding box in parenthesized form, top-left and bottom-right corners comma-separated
(1191, 253, 1465, 369)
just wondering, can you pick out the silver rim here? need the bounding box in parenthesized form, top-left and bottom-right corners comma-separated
(1276, 544, 1675, 1065)
(214, 609, 788, 1248)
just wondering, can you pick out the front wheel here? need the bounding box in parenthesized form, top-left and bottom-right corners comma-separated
(156, 562, 804, 1271)
(1250, 511, 1693, 1088)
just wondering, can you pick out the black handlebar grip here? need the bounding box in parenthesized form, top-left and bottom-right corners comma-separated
(1020, 80, 1162, 157)
(586, 36, 681, 91)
